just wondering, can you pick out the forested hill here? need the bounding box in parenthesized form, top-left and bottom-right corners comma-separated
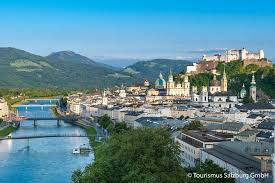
(186, 61, 275, 98)
(123, 59, 192, 83)
(0, 48, 192, 88)
(0, 47, 131, 88)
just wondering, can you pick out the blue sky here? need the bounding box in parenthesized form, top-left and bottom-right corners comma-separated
(0, 0, 275, 61)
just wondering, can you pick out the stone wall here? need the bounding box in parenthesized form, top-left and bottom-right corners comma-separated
(243, 59, 273, 68)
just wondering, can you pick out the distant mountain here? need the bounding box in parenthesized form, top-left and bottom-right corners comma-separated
(46, 51, 119, 70)
(0, 48, 192, 88)
(0, 47, 131, 88)
(46, 51, 97, 65)
(94, 58, 140, 68)
(123, 59, 193, 83)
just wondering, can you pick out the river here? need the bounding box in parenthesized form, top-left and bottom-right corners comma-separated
(0, 100, 94, 183)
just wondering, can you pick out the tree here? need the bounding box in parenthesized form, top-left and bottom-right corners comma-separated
(183, 120, 202, 131)
(258, 96, 269, 104)
(98, 115, 113, 129)
(72, 128, 188, 183)
(186, 160, 234, 183)
(242, 95, 254, 104)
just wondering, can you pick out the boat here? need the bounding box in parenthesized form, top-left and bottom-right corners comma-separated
(72, 147, 81, 154)
(72, 144, 92, 154)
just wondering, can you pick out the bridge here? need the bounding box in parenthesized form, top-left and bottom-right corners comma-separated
(25, 98, 60, 101)
(13, 104, 57, 109)
(20, 116, 79, 127)
(0, 134, 102, 141)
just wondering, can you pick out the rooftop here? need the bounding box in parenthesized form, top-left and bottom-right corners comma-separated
(203, 145, 262, 175)
(236, 103, 275, 110)
(181, 130, 227, 143)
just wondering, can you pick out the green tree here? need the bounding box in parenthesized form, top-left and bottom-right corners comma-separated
(98, 115, 113, 129)
(72, 128, 187, 183)
(186, 160, 234, 183)
(243, 95, 254, 104)
(258, 96, 269, 104)
(183, 120, 202, 131)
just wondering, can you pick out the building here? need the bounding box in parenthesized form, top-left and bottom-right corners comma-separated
(134, 117, 189, 130)
(209, 67, 228, 94)
(102, 90, 108, 106)
(166, 70, 190, 97)
(209, 122, 251, 134)
(192, 87, 238, 109)
(175, 130, 227, 167)
(68, 102, 83, 115)
(201, 141, 273, 183)
(202, 48, 265, 63)
(155, 72, 166, 89)
(144, 79, 150, 87)
(236, 103, 275, 113)
(0, 98, 9, 119)
(250, 73, 257, 102)
(240, 83, 247, 99)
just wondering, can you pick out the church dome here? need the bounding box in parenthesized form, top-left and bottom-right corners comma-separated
(155, 72, 166, 89)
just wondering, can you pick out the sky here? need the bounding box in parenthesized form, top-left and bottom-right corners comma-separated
(0, 0, 275, 63)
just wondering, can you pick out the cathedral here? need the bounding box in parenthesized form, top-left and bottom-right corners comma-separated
(154, 71, 190, 97)
(209, 67, 228, 94)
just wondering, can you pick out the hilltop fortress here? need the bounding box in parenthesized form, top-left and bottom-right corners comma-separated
(202, 48, 265, 62)
(187, 48, 272, 74)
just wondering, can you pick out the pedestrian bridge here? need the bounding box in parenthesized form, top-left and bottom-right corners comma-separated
(0, 134, 103, 141)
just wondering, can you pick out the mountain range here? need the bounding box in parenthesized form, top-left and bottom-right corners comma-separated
(0, 47, 192, 88)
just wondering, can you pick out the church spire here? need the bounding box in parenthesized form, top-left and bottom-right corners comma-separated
(159, 71, 163, 79)
(250, 72, 257, 102)
(221, 63, 228, 92)
(168, 69, 173, 82)
(222, 63, 227, 80)
(251, 72, 256, 85)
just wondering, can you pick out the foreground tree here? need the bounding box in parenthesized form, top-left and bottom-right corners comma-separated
(73, 128, 188, 183)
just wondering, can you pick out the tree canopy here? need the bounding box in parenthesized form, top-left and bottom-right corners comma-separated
(72, 128, 187, 183)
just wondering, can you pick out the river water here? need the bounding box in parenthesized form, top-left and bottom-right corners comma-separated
(0, 100, 94, 183)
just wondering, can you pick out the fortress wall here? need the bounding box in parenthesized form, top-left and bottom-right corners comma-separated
(243, 59, 273, 68)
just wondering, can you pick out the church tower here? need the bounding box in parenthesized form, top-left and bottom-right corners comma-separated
(200, 86, 208, 102)
(240, 83, 247, 99)
(182, 75, 190, 97)
(102, 90, 108, 106)
(221, 64, 228, 92)
(166, 70, 174, 95)
(250, 73, 257, 102)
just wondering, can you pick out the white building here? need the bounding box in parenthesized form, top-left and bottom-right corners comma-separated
(175, 130, 227, 167)
(201, 142, 273, 183)
(0, 98, 9, 119)
(166, 71, 190, 97)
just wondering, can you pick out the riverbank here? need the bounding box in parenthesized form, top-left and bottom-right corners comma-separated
(51, 106, 61, 117)
(0, 126, 17, 137)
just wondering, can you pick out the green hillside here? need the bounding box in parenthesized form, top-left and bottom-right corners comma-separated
(216, 61, 275, 99)
(185, 60, 275, 98)
(0, 48, 192, 88)
(0, 47, 131, 88)
(123, 59, 192, 84)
